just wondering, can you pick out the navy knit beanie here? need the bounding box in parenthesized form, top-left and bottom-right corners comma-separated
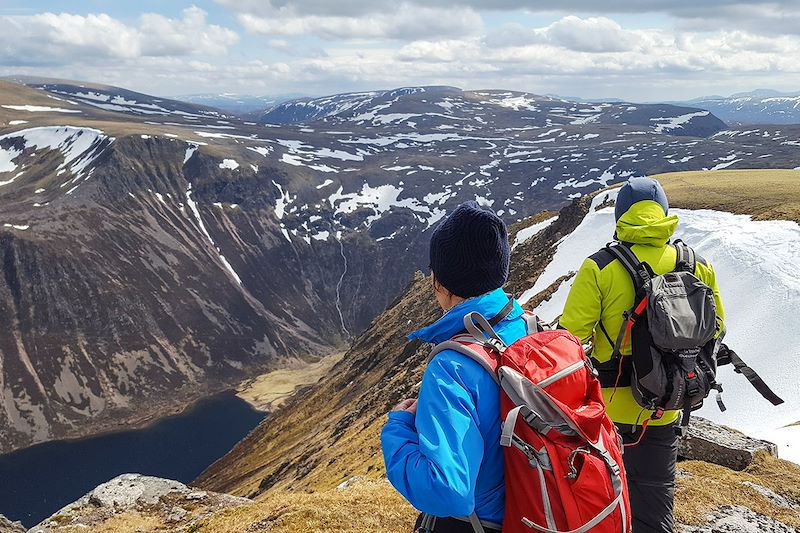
(429, 201, 510, 298)
(615, 177, 669, 221)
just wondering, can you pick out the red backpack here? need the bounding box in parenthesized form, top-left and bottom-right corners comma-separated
(430, 311, 631, 533)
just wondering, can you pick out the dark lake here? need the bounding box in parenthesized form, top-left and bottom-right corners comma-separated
(0, 391, 265, 528)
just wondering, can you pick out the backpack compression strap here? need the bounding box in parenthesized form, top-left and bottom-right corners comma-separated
(717, 344, 784, 406)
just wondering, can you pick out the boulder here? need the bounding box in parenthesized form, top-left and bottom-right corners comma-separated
(30, 473, 251, 532)
(85, 473, 187, 508)
(0, 515, 25, 533)
(679, 417, 778, 471)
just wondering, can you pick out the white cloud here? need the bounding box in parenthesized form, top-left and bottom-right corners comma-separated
(4, 5, 800, 102)
(223, 1, 483, 41)
(545, 16, 635, 53)
(219, 0, 800, 37)
(0, 7, 238, 66)
(483, 16, 636, 53)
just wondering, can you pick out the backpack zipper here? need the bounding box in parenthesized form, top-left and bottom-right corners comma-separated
(537, 360, 585, 388)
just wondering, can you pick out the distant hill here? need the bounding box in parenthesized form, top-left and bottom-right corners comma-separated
(255, 86, 727, 138)
(672, 89, 800, 125)
(5, 76, 226, 118)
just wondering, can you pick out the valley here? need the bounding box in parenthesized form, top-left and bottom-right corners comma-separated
(5, 78, 799, 455)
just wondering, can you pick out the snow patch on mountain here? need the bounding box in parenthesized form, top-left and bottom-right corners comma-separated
(1, 105, 81, 114)
(327, 184, 445, 228)
(512, 217, 557, 250)
(651, 111, 709, 133)
(219, 159, 239, 170)
(0, 146, 21, 174)
(0, 126, 113, 184)
(185, 185, 242, 285)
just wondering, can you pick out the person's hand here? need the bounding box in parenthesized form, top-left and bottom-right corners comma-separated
(391, 399, 418, 416)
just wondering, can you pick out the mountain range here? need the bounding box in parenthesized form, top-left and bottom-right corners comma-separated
(1, 78, 799, 456)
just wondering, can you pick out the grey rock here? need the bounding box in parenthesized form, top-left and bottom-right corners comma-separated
(0, 514, 25, 533)
(679, 417, 778, 471)
(165, 506, 188, 522)
(336, 476, 365, 492)
(84, 473, 188, 508)
(741, 482, 800, 511)
(32, 473, 252, 532)
(680, 505, 798, 532)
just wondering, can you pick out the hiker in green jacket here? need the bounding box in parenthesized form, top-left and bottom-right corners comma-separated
(559, 177, 725, 533)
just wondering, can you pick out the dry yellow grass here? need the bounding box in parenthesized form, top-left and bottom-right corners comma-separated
(50, 512, 162, 533)
(41, 461, 800, 533)
(237, 352, 345, 412)
(202, 480, 415, 533)
(652, 169, 800, 223)
(676, 452, 800, 528)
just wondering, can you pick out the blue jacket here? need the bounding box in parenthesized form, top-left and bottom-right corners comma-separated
(381, 288, 528, 523)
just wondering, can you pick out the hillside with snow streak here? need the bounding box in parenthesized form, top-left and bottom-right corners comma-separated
(519, 188, 800, 463)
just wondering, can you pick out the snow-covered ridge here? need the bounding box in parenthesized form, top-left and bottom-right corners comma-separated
(0, 126, 114, 193)
(519, 189, 800, 464)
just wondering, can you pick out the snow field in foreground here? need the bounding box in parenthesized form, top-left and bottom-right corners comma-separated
(519, 189, 800, 463)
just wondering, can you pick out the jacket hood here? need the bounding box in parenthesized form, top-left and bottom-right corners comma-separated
(615, 200, 678, 246)
(407, 287, 522, 345)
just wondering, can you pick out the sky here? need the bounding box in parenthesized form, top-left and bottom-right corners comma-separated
(2, 1, 800, 101)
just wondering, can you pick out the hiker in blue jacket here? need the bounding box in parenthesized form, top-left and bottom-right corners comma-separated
(381, 201, 529, 533)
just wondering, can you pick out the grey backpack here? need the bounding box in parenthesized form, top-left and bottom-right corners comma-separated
(603, 241, 720, 428)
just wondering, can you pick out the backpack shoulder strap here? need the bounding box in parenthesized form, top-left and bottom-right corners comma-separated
(605, 242, 650, 290)
(428, 312, 507, 384)
(522, 310, 545, 333)
(429, 339, 500, 384)
(673, 240, 697, 274)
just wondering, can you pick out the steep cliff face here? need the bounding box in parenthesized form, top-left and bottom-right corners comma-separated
(0, 134, 345, 453)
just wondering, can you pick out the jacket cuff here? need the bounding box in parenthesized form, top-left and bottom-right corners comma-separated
(387, 410, 415, 427)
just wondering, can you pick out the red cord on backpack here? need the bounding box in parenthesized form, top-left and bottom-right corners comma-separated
(623, 419, 650, 448)
(609, 297, 647, 403)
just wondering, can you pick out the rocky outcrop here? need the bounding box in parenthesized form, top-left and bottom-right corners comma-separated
(680, 506, 798, 533)
(679, 416, 779, 471)
(0, 515, 24, 533)
(30, 473, 251, 532)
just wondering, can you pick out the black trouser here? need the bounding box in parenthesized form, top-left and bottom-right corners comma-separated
(413, 514, 501, 533)
(616, 423, 679, 533)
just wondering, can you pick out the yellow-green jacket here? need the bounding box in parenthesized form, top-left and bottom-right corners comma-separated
(559, 200, 725, 426)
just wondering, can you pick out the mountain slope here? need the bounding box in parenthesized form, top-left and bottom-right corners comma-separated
(32, 460, 800, 532)
(193, 195, 596, 497)
(260, 86, 726, 138)
(7, 76, 225, 119)
(196, 171, 800, 497)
